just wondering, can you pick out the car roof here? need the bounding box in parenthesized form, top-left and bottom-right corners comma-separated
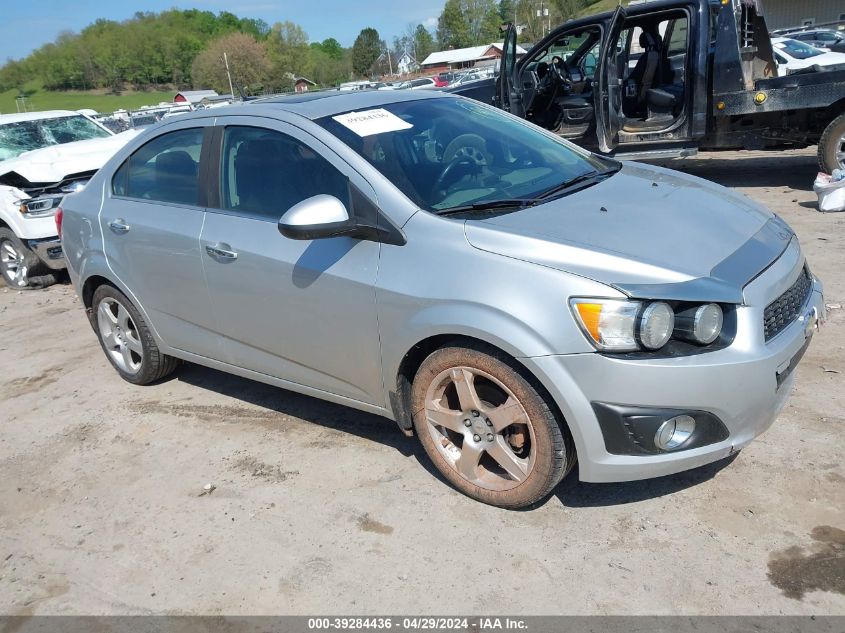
(0, 110, 82, 125)
(176, 89, 453, 122)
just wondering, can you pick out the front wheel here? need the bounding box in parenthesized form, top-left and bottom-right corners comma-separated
(411, 345, 575, 508)
(818, 112, 845, 174)
(0, 228, 48, 289)
(92, 284, 179, 385)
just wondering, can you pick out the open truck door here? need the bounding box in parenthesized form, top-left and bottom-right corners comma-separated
(594, 6, 626, 153)
(495, 23, 525, 118)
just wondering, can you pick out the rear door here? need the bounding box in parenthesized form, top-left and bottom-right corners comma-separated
(104, 119, 220, 358)
(495, 23, 525, 117)
(199, 116, 384, 406)
(595, 6, 627, 153)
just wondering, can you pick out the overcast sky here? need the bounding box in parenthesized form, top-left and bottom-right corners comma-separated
(0, 0, 443, 62)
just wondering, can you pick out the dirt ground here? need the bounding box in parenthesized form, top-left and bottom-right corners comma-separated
(0, 148, 843, 616)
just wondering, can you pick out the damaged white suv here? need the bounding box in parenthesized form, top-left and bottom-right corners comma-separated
(0, 110, 139, 288)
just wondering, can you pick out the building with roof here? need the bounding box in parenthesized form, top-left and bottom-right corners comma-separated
(294, 77, 317, 93)
(420, 43, 528, 72)
(174, 90, 219, 104)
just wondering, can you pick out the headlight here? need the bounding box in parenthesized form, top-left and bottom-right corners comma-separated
(638, 301, 674, 350)
(19, 196, 62, 217)
(571, 298, 721, 352)
(675, 303, 723, 345)
(570, 298, 640, 352)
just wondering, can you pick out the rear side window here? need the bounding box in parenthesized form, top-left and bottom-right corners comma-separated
(220, 126, 348, 221)
(667, 18, 688, 56)
(113, 128, 203, 206)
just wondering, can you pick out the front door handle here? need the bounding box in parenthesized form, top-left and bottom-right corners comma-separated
(108, 219, 130, 234)
(205, 243, 238, 261)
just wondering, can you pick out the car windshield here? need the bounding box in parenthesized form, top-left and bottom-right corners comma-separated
(0, 115, 111, 161)
(316, 97, 608, 213)
(776, 39, 823, 59)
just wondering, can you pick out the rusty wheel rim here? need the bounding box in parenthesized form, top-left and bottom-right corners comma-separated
(424, 366, 536, 492)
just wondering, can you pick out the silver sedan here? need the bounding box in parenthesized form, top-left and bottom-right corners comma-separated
(59, 90, 824, 508)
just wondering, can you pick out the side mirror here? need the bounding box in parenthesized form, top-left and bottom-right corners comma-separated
(277, 194, 406, 246)
(278, 195, 356, 240)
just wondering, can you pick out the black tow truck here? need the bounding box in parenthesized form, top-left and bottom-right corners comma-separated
(448, 0, 845, 172)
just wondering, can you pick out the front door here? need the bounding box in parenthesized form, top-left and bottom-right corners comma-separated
(495, 23, 525, 118)
(199, 118, 384, 406)
(595, 6, 627, 153)
(103, 121, 221, 358)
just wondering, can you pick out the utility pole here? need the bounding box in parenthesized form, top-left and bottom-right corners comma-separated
(387, 49, 393, 75)
(223, 52, 235, 97)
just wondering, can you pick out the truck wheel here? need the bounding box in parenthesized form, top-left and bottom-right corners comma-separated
(410, 345, 575, 509)
(92, 284, 180, 385)
(818, 112, 845, 174)
(0, 228, 44, 289)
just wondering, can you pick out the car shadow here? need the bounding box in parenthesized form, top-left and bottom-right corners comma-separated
(174, 363, 737, 509)
(650, 152, 819, 191)
(174, 362, 419, 458)
(548, 453, 738, 509)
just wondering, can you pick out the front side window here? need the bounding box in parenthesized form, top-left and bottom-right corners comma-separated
(113, 127, 203, 205)
(317, 97, 607, 213)
(0, 115, 111, 162)
(220, 126, 348, 220)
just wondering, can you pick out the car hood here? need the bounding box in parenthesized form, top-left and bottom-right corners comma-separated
(786, 51, 845, 68)
(0, 129, 141, 184)
(463, 162, 794, 303)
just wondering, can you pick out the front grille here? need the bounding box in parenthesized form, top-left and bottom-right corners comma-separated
(763, 266, 813, 341)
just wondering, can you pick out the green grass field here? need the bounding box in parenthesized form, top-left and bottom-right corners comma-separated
(1, 82, 176, 115)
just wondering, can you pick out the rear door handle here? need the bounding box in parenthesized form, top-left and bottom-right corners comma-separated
(205, 243, 238, 261)
(108, 219, 130, 234)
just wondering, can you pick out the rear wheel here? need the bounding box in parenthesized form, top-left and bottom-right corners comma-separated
(92, 284, 179, 385)
(0, 228, 44, 289)
(411, 345, 575, 508)
(818, 112, 845, 174)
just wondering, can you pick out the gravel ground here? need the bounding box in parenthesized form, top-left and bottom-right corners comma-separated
(0, 148, 843, 615)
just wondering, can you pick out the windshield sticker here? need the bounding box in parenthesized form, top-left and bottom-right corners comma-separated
(332, 109, 412, 137)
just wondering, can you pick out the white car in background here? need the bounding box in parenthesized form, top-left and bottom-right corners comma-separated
(771, 37, 845, 76)
(0, 110, 140, 288)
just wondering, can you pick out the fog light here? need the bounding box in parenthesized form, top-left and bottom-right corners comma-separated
(654, 415, 696, 450)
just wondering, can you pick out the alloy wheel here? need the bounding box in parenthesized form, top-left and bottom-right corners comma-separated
(837, 130, 845, 170)
(423, 366, 536, 491)
(97, 297, 143, 374)
(0, 239, 27, 287)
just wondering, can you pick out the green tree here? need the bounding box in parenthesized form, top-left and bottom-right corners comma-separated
(415, 24, 436, 61)
(438, 0, 470, 49)
(351, 27, 383, 77)
(191, 32, 270, 94)
(498, 0, 515, 22)
(439, 0, 501, 49)
(265, 21, 312, 91)
(319, 37, 344, 60)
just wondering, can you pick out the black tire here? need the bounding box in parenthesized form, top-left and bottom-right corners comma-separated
(818, 112, 845, 174)
(0, 227, 46, 289)
(410, 344, 575, 509)
(91, 284, 180, 385)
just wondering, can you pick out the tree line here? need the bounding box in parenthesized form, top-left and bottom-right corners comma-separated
(0, 1, 598, 95)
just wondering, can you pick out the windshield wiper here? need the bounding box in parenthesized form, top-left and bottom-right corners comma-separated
(435, 198, 541, 216)
(536, 165, 621, 201)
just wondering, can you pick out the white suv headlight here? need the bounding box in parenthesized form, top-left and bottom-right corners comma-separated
(19, 196, 62, 217)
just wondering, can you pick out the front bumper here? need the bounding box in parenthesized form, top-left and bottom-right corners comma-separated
(526, 245, 824, 483)
(27, 237, 65, 270)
